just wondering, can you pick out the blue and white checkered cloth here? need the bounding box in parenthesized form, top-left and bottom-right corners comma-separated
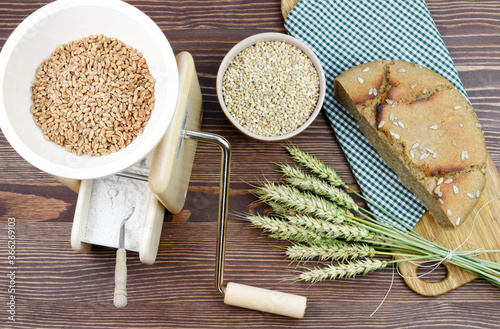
(285, 0, 468, 229)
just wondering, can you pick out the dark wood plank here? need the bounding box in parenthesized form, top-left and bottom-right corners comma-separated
(0, 0, 500, 328)
(1, 221, 500, 328)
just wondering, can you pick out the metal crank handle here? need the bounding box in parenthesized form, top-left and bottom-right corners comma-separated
(185, 130, 307, 319)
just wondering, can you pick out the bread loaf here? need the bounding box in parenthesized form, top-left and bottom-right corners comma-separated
(334, 60, 487, 228)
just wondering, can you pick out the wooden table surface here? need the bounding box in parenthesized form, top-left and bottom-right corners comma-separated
(1, 1, 500, 328)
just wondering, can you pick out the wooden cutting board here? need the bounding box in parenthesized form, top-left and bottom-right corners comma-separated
(281, 0, 500, 296)
(395, 154, 500, 296)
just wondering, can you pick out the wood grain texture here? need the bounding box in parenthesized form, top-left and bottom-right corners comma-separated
(398, 154, 500, 295)
(1, 0, 500, 328)
(281, 0, 300, 19)
(281, 0, 500, 296)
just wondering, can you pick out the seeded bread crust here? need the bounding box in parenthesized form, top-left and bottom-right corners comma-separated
(334, 60, 487, 228)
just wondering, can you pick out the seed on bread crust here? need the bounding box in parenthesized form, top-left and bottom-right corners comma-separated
(333, 59, 487, 228)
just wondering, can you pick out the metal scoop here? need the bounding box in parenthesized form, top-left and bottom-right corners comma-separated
(113, 206, 136, 308)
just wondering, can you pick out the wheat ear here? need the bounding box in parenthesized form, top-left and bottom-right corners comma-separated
(286, 242, 375, 261)
(288, 214, 377, 241)
(298, 259, 388, 283)
(247, 214, 332, 244)
(267, 201, 298, 217)
(286, 144, 345, 187)
(254, 182, 349, 224)
(280, 164, 359, 211)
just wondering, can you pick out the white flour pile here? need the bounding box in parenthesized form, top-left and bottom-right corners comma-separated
(85, 155, 153, 251)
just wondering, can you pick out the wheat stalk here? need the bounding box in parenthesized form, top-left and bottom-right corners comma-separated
(247, 214, 331, 244)
(288, 214, 376, 242)
(286, 242, 375, 261)
(267, 201, 298, 217)
(298, 259, 389, 283)
(280, 164, 358, 211)
(286, 144, 345, 187)
(248, 144, 500, 286)
(253, 182, 349, 224)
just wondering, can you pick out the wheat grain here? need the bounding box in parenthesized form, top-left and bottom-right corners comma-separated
(30, 34, 155, 156)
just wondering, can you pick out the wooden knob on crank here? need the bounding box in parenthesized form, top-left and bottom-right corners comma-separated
(224, 282, 307, 318)
(114, 248, 127, 308)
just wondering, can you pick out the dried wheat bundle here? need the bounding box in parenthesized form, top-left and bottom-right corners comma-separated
(247, 145, 500, 286)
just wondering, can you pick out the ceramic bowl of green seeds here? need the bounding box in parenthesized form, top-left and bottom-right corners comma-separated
(217, 32, 326, 141)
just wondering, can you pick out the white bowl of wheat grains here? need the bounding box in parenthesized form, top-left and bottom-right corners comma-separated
(217, 32, 326, 141)
(0, 0, 179, 179)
